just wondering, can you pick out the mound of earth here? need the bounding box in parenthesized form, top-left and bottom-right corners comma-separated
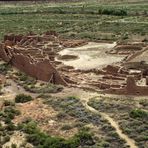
(57, 54, 79, 61)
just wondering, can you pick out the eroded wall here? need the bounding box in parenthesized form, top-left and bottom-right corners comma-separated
(0, 33, 69, 86)
(105, 76, 148, 95)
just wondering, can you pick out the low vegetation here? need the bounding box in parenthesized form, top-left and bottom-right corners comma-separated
(43, 96, 127, 147)
(129, 109, 148, 119)
(88, 97, 148, 148)
(18, 120, 94, 148)
(0, 63, 11, 75)
(15, 72, 63, 93)
(0, 2, 147, 41)
(0, 98, 95, 148)
(15, 94, 33, 103)
(0, 101, 19, 146)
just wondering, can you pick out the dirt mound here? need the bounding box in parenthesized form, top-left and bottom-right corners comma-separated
(58, 54, 79, 60)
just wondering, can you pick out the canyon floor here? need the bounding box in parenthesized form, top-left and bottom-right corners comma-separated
(0, 1, 148, 148)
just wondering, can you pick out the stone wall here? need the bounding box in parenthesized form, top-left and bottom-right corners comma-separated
(0, 33, 69, 86)
(105, 76, 148, 95)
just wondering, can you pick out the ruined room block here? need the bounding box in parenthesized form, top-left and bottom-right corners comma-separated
(126, 76, 137, 93)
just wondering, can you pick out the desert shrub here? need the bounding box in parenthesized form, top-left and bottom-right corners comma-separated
(4, 117, 12, 124)
(73, 129, 94, 146)
(16, 72, 62, 93)
(67, 96, 78, 100)
(129, 109, 148, 119)
(28, 83, 63, 93)
(16, 72, 36, 85)
(3, 100, 15, 106)
(17, 72, 35, 82)
(11, 144, 17, 148)
(139, 99, 148, 108)
(5, 122, 16, 131)
(22, 81, 62, 93)
(3, 135, 10, 143)
(3, 106, 21, 123)
(56, 112, 67, 119)
(61, 124, 73, 131)
(0, 111, 4, 116)
(74, 122, 85, 128)
(0, 123, 4, 131)
(4, 106, 20, 116)
(19, 73, 28, 81)
(97, 139, 110, 147)
(124, 128, 132, 134)
(15, 94, 33, 103)
(21, 121, 38, 134)
(98, 8, 127, 16)
(37, 94, 51, 99)
(0, 63, 11, 74)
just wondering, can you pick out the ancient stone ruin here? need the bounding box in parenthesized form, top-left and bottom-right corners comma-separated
(103, 44, 148, 95)
(0, 31, 148, 95)
(0, 32, 86, 86)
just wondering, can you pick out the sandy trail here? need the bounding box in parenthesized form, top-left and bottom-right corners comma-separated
(83, 100, 138, 148)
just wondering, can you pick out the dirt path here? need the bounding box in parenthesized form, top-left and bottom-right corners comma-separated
(83, 100, 138, 148)
(107, 19, 148, 24)
(2, 79, 37, 98)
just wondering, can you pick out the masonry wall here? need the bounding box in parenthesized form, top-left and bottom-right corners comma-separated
(0, 44, 11, 62)
(105, 76, 148, 95)
(0, 45, 68, 86)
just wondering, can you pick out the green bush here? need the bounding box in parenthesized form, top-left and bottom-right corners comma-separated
(6, 122, 16, 131)
(11, 144, 17, 148)
(98, 8, 127, 16)
(74, 129, 94, 146)
(4, 106, 21, 116)
(129, 109, 148, 119)
(61, 124, 73, 131)
(3, 135, 10, 143)
(3, 106, 21, 122)
(4, 117, 12, 124)
(15, 94, 33, 103)
(56, 112, 67, 119)
(3, 100, 15, 106)
(20, 121, 38, 134)
(0, 63, 11, 74)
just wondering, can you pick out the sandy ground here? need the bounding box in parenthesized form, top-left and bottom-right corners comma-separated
(57, 42, 126, 70)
